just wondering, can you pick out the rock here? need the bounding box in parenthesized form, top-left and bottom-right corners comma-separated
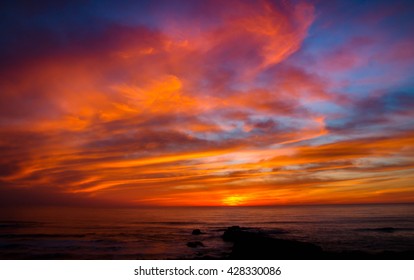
(356, 227, 398, 233)
(222, 225, 324, 259)
(187, 241, 205, 248)
(228, 226, 241, 231)
(222, 225, 260, 241)
(192, 229, 202, 235)
(374, 227, 396, 233)
(219, 225, 414, 260)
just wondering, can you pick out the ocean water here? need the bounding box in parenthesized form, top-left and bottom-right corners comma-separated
(0, 204, 413, 259)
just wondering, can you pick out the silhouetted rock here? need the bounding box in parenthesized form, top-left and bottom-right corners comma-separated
(228, 226, 241, 231)
(187, 241, 205, 248)
(263, 229, 289, 235)
(355, 227, 402, 233)
(370, 227, 396, 233)
(376, 250, 414, 260)
(222, 226, 256, 241)
(220, 225, 414, 260)
(222, 226, 323, 259)
(192, 229, 202, 235)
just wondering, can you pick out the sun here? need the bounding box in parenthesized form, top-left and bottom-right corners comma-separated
(222, 195, 247, 206)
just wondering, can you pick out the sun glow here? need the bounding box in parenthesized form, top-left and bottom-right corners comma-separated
(222, 195, 248, 206)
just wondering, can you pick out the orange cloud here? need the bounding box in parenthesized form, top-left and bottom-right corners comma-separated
(1, 0, 413, 207)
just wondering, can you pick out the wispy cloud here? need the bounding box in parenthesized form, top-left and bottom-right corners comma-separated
(0, 0, 413, 206)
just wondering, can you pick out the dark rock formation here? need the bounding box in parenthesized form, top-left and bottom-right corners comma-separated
(187, 241, 205, 248)
(223, 226, 323, 259)
(359, 227, 397, 233)
(221, 225, 414, 260)
(192, 229, 202, 235)
(374, 227, 396, 233)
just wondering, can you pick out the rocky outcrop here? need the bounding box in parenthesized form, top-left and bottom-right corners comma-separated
(187, 241, 205, 248)
(221, 225, 414, 260)
(191, 229, 202, 235)
(222, 226, 323, 259)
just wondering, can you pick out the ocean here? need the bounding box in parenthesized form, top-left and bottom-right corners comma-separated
(0, 204, 413, 259)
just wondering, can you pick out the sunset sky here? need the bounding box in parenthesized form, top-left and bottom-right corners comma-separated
(1, 0, 414, 207)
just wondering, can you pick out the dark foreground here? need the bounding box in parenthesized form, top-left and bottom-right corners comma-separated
(191, 226, 414, 260)
(2, 205, 414, 259)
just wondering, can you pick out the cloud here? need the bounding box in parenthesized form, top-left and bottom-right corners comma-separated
(327, 91, 414, 135)
(0, 0, 413, 206)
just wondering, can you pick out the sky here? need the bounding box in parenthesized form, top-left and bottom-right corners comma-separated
(0, 0, 414, 207)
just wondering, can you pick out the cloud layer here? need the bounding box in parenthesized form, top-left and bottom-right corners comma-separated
(1, 0, 414, 206)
